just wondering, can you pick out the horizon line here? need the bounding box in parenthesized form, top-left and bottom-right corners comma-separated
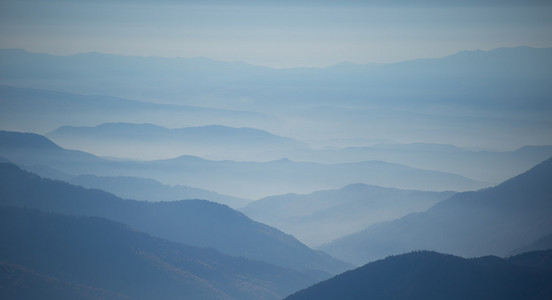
(1, 45, 547, 70)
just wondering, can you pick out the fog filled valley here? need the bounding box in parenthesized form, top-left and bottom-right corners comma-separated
(2, 5, 552, 296)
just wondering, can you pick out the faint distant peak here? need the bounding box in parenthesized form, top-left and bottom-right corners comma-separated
(341, 182, 388, 191)
(269, 157, 293, 163)
(158, 154, 209, 163)
(443, 45, 552, 60)
(514, 145, 552, 153)
(2, 46, 550, 72)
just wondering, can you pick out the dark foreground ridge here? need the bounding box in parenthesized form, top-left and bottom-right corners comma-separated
(286, 250, 552, 300)
(0, 206, 320, 300)
(0, 161, 350, 275)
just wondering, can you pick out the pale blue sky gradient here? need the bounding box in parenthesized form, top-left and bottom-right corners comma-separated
(1, 0, 551, 67)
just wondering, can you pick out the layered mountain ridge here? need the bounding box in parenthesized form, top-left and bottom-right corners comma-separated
(0, 162, 349, 275)
(321, 156, 552, 265)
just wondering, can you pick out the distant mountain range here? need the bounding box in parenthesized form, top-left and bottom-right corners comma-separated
(0, 206, 324, 300)
(281, 143, 552, 184)
(0, 162, 350, 275)
(1, 46, 551, 148)
(1, 47, 550, 110)
(242, 184, 454, 247)
(321, 156, 552, 265)
(285, 250, 552, 300)
(0, 130, 488, 199)
(47, 122, 552, 183)
(0, 85, 273, 135)
(47, 122, 308, 161)
(1, 95, 548, 182)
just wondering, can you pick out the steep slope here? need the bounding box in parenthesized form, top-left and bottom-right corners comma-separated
(0, 130, 103, 168)
(0, 162, 349, 275)
(285, 250, 552, 300)
(0, 206, 324, 300)
(321, 157, 552, 265)
(242, 184, 454, 246)
(47, 123, 308, 161)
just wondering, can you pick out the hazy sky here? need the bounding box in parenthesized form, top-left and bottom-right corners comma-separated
(1, 0, 551, 67)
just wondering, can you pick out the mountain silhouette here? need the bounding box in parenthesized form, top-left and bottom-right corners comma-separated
(283, 143, 552, 184)
(0, 85, 271, 134)
(321, 157, 552, 265)
(2, 46, 550, 149)
(0, 162, 349, 275)
(1, 47, 550, 110)
(242, 184, 454, 246)
(0, 130, 249, 207)
(47, 122, 308, 161)
(285, 250, 552, 300)
(0, 206, 324, 300)
(0, 131, 487, 199)
(0, 130, 103, 168)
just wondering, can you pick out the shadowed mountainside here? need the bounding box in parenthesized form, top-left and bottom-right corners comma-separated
(0, 162, 350, 275)
(0, 206, 326, 300)
(285, 250, 552, 300)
